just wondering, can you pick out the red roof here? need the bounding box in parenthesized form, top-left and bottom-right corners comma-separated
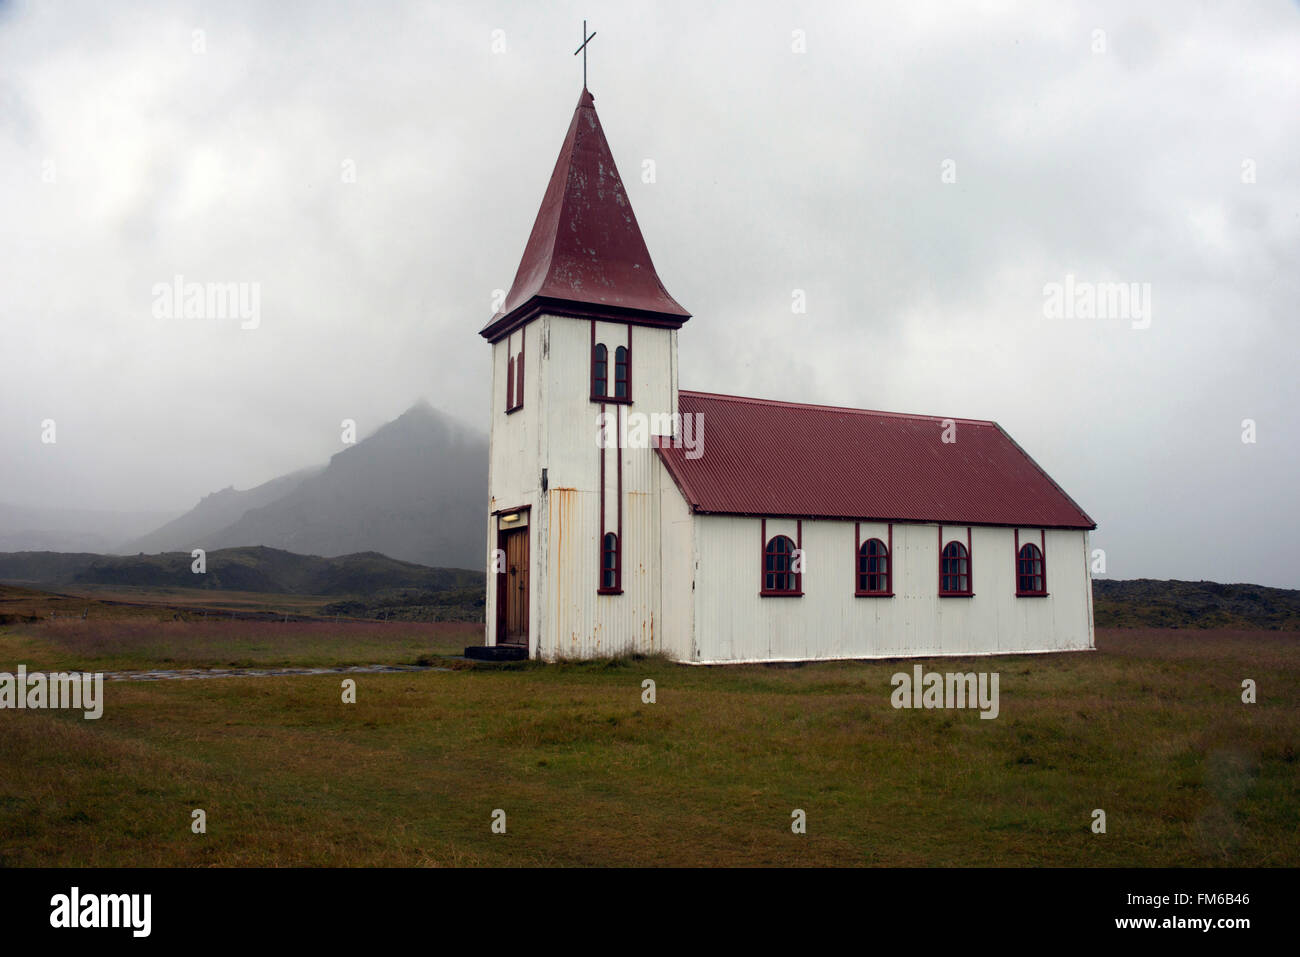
(481, 88, 690, 341)
(655, 391, 1096, 529)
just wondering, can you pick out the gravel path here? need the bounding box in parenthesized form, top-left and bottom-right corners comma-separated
(99, 664, 452, 681)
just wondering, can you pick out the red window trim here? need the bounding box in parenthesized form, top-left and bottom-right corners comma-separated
(505, 332, 525, 414)
(938, 525, 974, 596)
(598, 530, 622, 594)
(590, 325, 634, 404)
(597, 399, 624, 596)
(1014, 529, 1049, 597)
(855, 522, 893, 597)
(515, 334, 525, 409)
(760, 518, 803, 596)
(590, 337, 608, 401)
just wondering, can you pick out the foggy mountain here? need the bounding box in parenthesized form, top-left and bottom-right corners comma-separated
(128, 401, 488, 569)
(125, 467, 324, 555)
(0, 503, 180, 554)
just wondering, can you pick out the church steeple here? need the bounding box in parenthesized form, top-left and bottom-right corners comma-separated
(480, 88, 690, 341)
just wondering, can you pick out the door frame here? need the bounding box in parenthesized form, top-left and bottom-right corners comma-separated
(493, 506, 531, 648)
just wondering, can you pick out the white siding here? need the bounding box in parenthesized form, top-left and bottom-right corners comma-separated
(690, 516, 1093, 664)
(656, 458, 695, 661)
(485, 313, 1095, 664)
(485, 322, 544, 651)
(486, 314, 678, 660)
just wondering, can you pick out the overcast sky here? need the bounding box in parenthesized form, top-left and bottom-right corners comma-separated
(1, 0, 1297, 586)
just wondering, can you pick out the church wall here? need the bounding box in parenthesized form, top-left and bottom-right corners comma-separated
(533, 315, 676, 660)
(689, 516, 1093, 663)
(485, 320, 544, 652)
(656, 459, 696, 661)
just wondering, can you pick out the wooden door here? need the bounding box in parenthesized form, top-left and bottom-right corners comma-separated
(499, 526, 529, 645)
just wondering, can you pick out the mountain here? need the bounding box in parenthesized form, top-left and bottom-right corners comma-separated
(0, 503, 179, 554)
(126, 401, 487, 569)
(124, 467, 322, 555)
(0, 545, 482, 595)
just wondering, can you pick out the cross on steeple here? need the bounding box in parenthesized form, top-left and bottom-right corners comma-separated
(574, 20, 596, 89)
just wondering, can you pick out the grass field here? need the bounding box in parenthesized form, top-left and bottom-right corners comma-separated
(0, 586, 1296, 866)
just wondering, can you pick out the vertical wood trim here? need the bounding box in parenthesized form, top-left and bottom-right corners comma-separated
(854, 521, 860, 593)
(1041, 527, 1047, 592)
(887, 522, 893, 595)
(760, 518, 767, 591)
(616, 404, 623, 590)
(1014, 527, 1020, 589)
(967, 526, 973, 593)
(626, 323, 633, 403)
(937, 525, 943, 592)
(796, 519, 803, 594)
(598, 398, 606, 593)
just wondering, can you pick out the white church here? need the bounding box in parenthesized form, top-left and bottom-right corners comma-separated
(476, 87, 1097, 664)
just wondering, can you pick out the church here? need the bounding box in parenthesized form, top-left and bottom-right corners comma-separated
(477, 86, 1096, 664)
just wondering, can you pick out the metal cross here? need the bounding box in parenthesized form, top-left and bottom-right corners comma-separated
(574, 20, 596, 89)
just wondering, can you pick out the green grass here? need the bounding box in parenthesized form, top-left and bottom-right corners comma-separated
(0, 617, 1295, 866)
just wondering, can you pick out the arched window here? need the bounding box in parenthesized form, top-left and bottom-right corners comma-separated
(940, 541, 970, 595)
(614, 346, 630, 399)
(592, 343, 608, 398)
(764, 535, 797, 594)
(600, 532, 620, 591)
(857, 538, 890, 595)
(1017, 543, 1045, 595)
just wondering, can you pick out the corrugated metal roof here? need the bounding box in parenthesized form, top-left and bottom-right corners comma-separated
(656, 391, 1096, 529)
(481, 88, 690, 339)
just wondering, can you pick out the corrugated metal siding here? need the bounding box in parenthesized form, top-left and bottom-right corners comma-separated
(533, 315, 675, 660)
(545, 487, 658, 660)
(485, 322, 544, 650)
(656, 458, 695, 661)
(693, 516, 1092, 663)
(658, 391, 1095, 529)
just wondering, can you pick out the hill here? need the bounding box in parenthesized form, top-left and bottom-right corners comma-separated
(0, 546, 482, 596)
(125, 467, 322, 555)
(127, 401, 487, 568)
(1093, 578, 1300, 629)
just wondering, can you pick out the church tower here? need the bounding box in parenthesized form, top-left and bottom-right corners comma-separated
(479, 87, 690, 660)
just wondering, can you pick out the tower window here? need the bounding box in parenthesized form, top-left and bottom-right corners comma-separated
(857, 538, 890, 595)
(940, 541, 970, 595)
(614, 345, 630, 399)
(1017, 543, 1046, 595)
(592, 343, 608, 398)
(599, 532, 621, 592)
(505, 339, 524, 413)
(514, 347, 524, 409)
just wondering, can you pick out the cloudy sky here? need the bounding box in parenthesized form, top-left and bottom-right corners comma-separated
(1, 0, 1296, 585)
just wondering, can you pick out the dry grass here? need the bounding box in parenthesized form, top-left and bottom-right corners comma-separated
(0, 623, 1296, 867)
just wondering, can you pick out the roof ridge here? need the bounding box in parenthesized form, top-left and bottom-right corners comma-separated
(678, 389, 997, 426)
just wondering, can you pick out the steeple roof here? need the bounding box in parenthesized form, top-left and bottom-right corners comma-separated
(480, 88, 690, 340)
